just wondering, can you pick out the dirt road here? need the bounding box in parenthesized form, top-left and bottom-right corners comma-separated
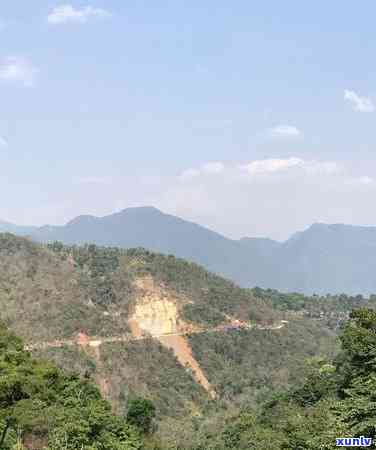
(26, 320, 288, 351)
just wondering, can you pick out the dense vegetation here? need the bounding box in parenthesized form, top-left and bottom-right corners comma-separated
(189, 319, 337, 404)
(254, 287, 376, 329)
(151, 308, 376, 449)
(3, 234, 376, 448)
(0, 234, 131, 341)
(0, 323, 142, 450)
(4, 309, 376, 449)
(47, 242, 279, 326)
(100, 338, 210, 417)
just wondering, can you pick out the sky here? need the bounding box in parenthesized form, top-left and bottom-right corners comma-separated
(1, 1, 376, 240)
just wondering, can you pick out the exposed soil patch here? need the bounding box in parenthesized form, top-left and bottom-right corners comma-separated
(76, 334, 110, 398)
(158, 335, 216, 399)
(25, 275, 288, 400)
(129, 276, 215, 397)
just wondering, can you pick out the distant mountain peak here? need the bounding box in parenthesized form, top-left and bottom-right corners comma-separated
(0, 219, 13, 226)
(117, 206, 163, 215)
(239, 236, 278, 244)
(309, 222, 330, 229)
(66, 215, 97, 227)
(1, 207, 376, 295)
(308, 222, 347, 231)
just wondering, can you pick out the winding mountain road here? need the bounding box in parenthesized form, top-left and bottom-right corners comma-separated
(26, 320, 288, 351)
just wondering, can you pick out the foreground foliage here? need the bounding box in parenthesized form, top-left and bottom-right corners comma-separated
(166, 308, 376, 449)
(3, 234, 376, 448)
(0, 323, 142, 450)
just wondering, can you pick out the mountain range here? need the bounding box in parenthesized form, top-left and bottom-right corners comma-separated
(2, 206, 376, 295)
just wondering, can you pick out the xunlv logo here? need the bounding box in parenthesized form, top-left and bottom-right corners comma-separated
(336, 437, 372, 447)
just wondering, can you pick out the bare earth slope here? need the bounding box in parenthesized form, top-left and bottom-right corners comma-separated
(0, 233, 336, 418)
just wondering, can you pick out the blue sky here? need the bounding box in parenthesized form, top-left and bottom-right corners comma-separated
(1, 1, 376, 239)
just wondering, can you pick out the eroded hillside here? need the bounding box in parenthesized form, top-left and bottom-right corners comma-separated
(128, 275, 216, 397)
(0, 234, 338, 419)
(129, 275, 192, 336)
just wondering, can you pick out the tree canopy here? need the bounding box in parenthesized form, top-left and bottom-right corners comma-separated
(0, 322, 142, 450)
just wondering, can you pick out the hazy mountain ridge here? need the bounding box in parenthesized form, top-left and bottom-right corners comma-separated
(0, 219, 37, 235)
(3, 208, 376, 294)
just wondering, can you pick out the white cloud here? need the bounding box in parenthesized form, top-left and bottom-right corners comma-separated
(154, 159, 376, 240)
(270, 125, 302, 138)
(240, 157, 304, 175)
(180, 158, 342, 181)
(240, 158, 342, 177)
(344, 90, 375, 113)
(5, 158, 375, 242)
(202, 162, 225, 174)
(179, 168, 201, 181)
(349, 175, 375, 186)
(0, 57, 38, 87)
(48, 4, 112, 25)
(0, 136, 8, 147)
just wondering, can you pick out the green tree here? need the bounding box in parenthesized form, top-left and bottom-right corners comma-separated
(337, 309, 376, 441)
(126, 397, 156, 434)
(0, 322, 142, 450)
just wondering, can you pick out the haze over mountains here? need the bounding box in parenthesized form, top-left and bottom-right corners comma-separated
(2, 206, 376, 295)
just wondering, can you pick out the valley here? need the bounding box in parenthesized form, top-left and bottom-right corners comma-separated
(2, 3, 375, 447)
(0, 232, 371, 449)
(26, 310, 288, 399)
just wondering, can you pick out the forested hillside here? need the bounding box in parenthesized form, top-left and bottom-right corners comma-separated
(1, 233, 375, 448)
(0, 323, 143, 449)
(4, 207, 376, 294)
(177, 308, 376, 449)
